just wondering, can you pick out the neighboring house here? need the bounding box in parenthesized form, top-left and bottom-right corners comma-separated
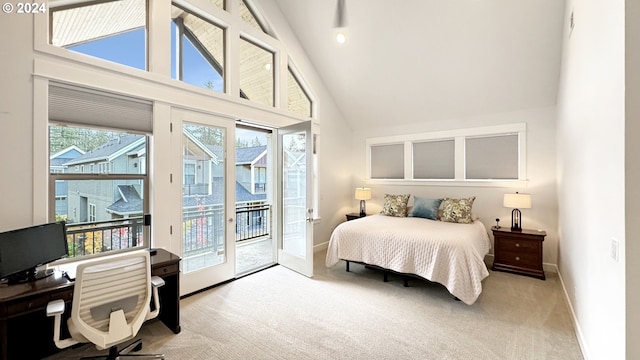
(49, 145, 85, 218)
(235, 146, 267, 195)
(62, 134, 146, 223)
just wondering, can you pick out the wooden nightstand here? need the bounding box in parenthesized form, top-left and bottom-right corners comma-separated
(346, 213, 366, 221)
(492, 228, 546, 280)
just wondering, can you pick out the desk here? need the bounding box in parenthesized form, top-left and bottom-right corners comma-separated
(0, 249, 181, 360)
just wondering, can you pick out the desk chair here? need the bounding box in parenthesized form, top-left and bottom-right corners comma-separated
(47, 250, 165, 359)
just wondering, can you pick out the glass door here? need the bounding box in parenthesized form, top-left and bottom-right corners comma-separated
(277, 122, 314, 277)
(172, 108, 235, 295)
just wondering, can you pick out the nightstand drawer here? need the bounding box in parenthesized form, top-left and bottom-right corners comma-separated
(498, 237, 540, 252)
(495, 250, 539, 268)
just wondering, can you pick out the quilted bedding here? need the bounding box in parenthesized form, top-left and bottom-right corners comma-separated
(325, 214, 491, 305)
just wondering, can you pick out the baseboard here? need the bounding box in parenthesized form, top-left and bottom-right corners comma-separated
(314, 241, 329, 253)
(556, 268, 590, 360)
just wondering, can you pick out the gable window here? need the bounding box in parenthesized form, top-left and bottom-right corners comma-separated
(367, 124, 526, 185)
(50, 0, 147, 71)
(171, 3, 225, 93)
(288, 66, 312, 118)
(239, 38, 274, 107)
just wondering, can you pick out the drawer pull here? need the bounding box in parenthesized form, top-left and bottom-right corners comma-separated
(515, 243, 520, 247)
(515, 256, 520, 261)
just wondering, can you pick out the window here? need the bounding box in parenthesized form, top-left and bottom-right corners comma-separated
(171, 3, 225, 93)
(50, 0, 147, 71)
(465, 134, 519, 180)
(288, 66, 312, 118)
(370, 144, 404, 179)
(367, 124, 526, 184)
(413, 140, 455, 180)
(239, 38, 274, 107)
(48, 83, 152, 259)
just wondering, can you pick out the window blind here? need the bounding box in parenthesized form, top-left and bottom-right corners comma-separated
(49, 82, 153, 133)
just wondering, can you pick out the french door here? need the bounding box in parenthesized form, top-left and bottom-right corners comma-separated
(171, 108, 236, 295)
(277, 122, 315, 277)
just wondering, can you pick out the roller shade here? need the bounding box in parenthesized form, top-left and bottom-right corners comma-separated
(49, 82, 153, 133)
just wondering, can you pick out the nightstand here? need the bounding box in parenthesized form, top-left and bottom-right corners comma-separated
(492, 228, 546, 280)
(346, 213, 366, 221)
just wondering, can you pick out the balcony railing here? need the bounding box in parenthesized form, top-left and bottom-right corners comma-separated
(64, 203, 271, 259)
(65, 217, 145, 258)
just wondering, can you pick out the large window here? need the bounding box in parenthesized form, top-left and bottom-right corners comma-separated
(367, 124, 526, 184)
(239, 38, 274, 107)
(48, 82, 152, 259)
(288, 66, 312, 118)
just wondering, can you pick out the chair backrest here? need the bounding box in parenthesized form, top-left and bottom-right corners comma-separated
(70, 250, 152, 350)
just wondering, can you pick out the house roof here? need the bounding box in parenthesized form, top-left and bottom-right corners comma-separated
(50, 145, 85, 167)
(63, 134, 145, 166)
(236, 146, 267, 165)
(107, 185, 143, 215)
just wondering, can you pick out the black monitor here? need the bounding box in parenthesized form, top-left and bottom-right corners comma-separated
(0, 221, 69, 284)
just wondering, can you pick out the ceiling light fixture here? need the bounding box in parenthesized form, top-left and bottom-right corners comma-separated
(334, 0, 348, 44)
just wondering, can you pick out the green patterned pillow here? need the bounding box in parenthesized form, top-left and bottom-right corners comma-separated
(380, 194, 411, 217)
(440, 197, 476, 224)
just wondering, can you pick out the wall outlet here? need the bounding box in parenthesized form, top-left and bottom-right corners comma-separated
(610, 238, 619, 262)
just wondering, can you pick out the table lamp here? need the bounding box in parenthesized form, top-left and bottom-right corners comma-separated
(355, 187, 371, 216)
(503, 192, 531, 231)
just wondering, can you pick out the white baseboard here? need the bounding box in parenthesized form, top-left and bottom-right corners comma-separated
(314, 241, 329, 253)
(556, 268, 590, 360)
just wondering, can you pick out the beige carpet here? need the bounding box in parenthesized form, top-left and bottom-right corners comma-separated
(45, 251, 584, 360)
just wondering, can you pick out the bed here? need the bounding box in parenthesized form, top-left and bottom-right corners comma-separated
(325, 214, 491, 305)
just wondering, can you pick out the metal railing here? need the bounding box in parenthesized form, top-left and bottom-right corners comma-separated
(65, 217, 145, 258)
(64, 203, 271, 259)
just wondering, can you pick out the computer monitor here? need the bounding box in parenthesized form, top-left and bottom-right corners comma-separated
(0, 221, 69, 284)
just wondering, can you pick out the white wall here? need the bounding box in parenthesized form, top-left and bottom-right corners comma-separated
(556, 0, 626, 359)
(0, 14, 35, 230)
(349, 106, 558, 268)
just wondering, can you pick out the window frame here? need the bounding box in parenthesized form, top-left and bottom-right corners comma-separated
(365, 123, 527, 187)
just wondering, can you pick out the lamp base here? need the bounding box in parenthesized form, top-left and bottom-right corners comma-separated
(511, 208, 522, 231)
(359, 200, 366, 217)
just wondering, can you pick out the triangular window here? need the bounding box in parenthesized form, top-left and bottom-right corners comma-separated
(288, 67, 312, 118)
(50, 0, 147, 71)
(171, 4, 225, 93)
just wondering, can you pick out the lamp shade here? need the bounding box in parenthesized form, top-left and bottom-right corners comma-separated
(503, 193, 531, 209)
(355, 188, 371, 200)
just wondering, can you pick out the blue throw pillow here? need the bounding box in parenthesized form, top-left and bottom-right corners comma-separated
(409, 197, 443, 220)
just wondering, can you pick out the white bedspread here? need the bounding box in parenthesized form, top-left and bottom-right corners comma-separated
(325, 214, 491, 305)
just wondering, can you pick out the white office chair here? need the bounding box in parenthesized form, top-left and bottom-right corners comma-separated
(47, 250, 165, 359)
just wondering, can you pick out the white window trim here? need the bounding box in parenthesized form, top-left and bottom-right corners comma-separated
(365, 123, 527, 187)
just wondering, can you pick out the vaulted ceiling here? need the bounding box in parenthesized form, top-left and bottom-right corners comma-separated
(273, 0, 566, 130)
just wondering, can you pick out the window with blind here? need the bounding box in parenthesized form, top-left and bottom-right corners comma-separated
(49, 83, 151, 259)
(366, 124, 526, 184)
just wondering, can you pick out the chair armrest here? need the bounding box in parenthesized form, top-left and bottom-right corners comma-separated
(151, 276, 165, 288)
(46, 299, 65, 317)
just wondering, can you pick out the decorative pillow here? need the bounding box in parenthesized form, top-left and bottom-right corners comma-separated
(440, 197, 476, 224)
(380, 194, 411, 217)
(408, 197, 443, 220)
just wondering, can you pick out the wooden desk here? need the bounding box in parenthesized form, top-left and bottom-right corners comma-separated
(0, 248, 181, 360)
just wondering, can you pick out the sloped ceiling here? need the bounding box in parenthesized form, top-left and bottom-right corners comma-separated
(273, 0, 566, 130)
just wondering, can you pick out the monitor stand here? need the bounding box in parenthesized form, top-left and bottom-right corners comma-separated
(6, 268, 55, 285)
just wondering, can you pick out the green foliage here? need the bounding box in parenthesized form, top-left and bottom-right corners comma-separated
(49, 126, 121, 153)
